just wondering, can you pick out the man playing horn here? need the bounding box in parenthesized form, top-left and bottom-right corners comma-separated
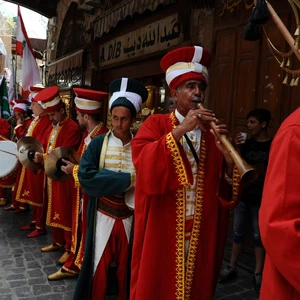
(130, 45, 242, 299)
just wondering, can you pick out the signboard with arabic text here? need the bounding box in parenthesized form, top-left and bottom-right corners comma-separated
(98, 14, 182, 68)
(219, 0, 254, 16)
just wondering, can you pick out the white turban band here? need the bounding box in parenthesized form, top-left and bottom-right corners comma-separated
(109, 78, 142, 113)
(165, 45, 209, 87)
(13, 103, 27, 111)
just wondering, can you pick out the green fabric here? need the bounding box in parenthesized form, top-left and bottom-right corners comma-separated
(74, 132, 132, 300)
(0, 77, 11, 119)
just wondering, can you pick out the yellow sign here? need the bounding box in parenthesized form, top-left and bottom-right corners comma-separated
(220, 0, 254, 16)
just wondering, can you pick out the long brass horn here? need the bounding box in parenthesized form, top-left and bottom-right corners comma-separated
(197, 102, 258, 184)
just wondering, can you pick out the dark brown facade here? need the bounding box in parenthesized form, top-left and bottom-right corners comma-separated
(211, 0, 300, 138)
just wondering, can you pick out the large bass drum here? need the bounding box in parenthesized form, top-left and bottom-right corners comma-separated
(0, 140, 19, 187)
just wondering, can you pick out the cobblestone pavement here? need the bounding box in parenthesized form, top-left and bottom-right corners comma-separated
(0, 201, 259, 300)
(214, 267, 259, 300)
(0, 206, 77, 300)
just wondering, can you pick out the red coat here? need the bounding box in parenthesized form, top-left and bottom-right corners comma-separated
(259, 108, 300, 299)
(46, 117, 81, 231)
(130, 113, 241, 300)
(8, 118, 33, 196)
(14, 118, 32, 139)
(16, 114, 52, 207)
(0, 118, 11, 138)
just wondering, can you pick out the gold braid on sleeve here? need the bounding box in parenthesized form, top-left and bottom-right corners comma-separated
(73, 164, 80, 188)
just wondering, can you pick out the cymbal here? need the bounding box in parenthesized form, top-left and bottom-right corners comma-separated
(17, 137, 44, 171)
(45, 146, 80, 182)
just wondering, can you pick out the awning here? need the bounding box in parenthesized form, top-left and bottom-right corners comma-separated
(47, 49, 84, 76)
(93, 0, 175, 39)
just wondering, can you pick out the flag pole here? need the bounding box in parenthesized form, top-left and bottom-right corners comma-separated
(14, 54, 18, 99)
(11, 53, 17, 100)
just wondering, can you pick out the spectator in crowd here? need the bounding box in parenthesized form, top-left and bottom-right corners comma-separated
(218, 108, 272, 294)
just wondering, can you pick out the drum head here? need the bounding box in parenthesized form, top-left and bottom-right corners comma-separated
(0, 141, 18, 179)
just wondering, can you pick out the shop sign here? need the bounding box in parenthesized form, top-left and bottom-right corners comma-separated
(99, 14, 182, 68)
(219, 0, 254, 16)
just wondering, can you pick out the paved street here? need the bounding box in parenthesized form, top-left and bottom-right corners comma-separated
(0, 197, 259, 300)
(0, 205, 76, 300)
(214, 266, 259, 300)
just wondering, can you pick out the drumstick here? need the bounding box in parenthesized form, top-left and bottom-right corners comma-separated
(0, 135, 10, 141)
(0, 149, 18, 157)
(0, 135, 17, 144)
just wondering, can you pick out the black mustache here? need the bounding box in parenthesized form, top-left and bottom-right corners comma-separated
(192, 97, 204, 104)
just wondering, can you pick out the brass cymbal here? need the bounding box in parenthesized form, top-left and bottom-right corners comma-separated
(17, 137, 44, 171)
(45, 146, 80, 182)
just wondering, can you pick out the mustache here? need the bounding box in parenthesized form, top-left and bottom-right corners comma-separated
(192, 97, 204, 104)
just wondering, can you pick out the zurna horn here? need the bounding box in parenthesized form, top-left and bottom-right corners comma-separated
(196, 101, 258, 184)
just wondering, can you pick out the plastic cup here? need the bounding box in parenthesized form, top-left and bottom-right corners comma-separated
(240, 132, 247, 143)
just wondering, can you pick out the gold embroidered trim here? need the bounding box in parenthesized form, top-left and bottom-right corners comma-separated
(166, 132, 189, 186)
(175, 187, 185, 299)
(99, 131, 110, 169)
(17, 198, 43, 207)
(62, 266, 79, 275)
(74, 238, 83, 269)
(71, 186, 81, 254)
(73, 164, 80, 188)
(185, 132, 206, 299)
(169, 112, 186, 299)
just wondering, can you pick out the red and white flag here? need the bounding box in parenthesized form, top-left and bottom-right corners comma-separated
(16, 6, 40, 92)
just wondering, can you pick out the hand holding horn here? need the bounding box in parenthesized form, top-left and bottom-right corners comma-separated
(196, 101, 258, 184)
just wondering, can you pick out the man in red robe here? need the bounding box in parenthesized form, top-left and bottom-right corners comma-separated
(33, 86, 81, 265)
(4, 98, 32, 212)
(15, 86, 54, 238)
(259, 107, 300, 299)
(47, 87, 108, 280)
(0, 117, 12, 206)
(130, 46, 242, 300)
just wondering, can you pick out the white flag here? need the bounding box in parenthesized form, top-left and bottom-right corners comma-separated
(16, 6, 40, 92)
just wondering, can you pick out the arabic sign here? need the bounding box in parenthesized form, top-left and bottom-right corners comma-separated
(220, 0, 254, 16)
(98, 14, 182, 68)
